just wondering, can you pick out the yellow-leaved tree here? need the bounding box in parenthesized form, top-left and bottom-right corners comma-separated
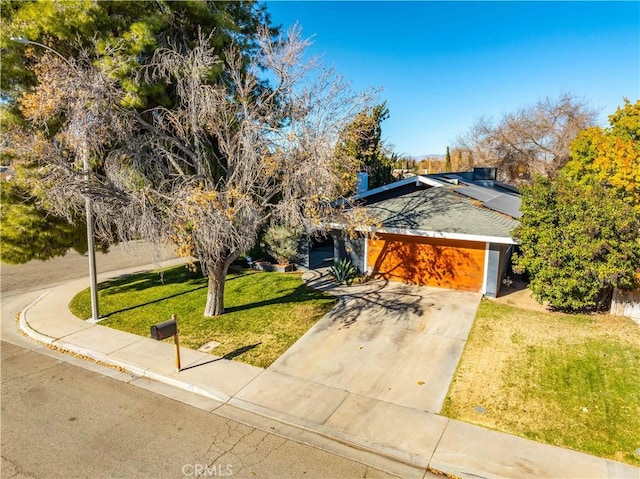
(564, 99, 640, 210)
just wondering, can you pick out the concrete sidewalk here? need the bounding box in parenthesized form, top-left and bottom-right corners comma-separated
(17, 262, 640, 479)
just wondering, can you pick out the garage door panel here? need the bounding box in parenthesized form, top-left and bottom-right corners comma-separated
(367, 234, 485, 292)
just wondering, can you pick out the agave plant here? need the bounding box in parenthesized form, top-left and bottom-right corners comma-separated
(328, 258, 359, 285)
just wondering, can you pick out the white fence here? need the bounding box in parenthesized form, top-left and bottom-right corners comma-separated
(610, 288, 640, 325)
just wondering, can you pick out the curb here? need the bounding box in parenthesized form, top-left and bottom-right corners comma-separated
(17, 290, 434, 479)
(18, 290, 57, 346)
(17, 268, 640, 479)
(19, 297, 233, 404)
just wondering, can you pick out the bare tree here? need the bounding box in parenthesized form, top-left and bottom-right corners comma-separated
(455, 93, 597, 184)
(27, 28, 374, 317)
(15, 49, 125, 264)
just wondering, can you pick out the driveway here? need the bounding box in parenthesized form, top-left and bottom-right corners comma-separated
(270, 269, 482, 414)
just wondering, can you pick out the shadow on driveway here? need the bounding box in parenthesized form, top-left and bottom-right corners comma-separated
(271, 269, 481, 414)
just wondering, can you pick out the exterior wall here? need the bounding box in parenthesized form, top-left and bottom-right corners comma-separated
(293, 235, 310, 270)
(367, 233, 486, 292)
(345, 237, 366, 273)
(332, 231, 366, 273)
(484, 243, 513, 298)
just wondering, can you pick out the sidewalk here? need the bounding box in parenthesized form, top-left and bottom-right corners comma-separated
(18, 262, 640, 479)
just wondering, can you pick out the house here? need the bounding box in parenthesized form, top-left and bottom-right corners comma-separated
(329, 167, 521, 298)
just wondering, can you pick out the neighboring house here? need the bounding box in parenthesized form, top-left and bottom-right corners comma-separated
(329, 167, 521, 298)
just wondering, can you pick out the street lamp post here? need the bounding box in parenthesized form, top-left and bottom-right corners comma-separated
(11, 36, 100, 322)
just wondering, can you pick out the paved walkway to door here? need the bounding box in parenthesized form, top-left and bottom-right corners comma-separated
(270, 268, 482, 413)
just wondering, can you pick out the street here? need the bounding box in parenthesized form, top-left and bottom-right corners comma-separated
(1, 341, 394, 479)
(1, 244, 397, 479)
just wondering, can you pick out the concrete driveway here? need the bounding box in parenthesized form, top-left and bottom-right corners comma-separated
(270, 269, 482, 413)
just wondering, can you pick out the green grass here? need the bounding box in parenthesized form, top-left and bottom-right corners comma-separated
(69, 264, 337, 368)
(442, 299, 640, 466)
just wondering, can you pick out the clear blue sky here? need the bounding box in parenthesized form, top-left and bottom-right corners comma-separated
(265, 1, 640, 157)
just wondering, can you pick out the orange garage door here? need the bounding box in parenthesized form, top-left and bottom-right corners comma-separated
(367, 234, 486, 292)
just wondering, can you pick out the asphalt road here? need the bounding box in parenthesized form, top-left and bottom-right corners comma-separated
(1, 241, 177, 294)
(0, 244, 398, 479)
(1, 341, 395, 479)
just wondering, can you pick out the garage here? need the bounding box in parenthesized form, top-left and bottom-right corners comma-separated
(330, 170, 521, 297)
(367, 233, 486, 292)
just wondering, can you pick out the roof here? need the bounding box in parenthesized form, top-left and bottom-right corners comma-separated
(334, 170, 521, 243)
(362, 186, 520, 242)
(350, 172, 521, 219)
(427, 172, 522, 218)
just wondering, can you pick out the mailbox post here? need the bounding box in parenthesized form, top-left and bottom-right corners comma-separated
(150, 313, 181, 372)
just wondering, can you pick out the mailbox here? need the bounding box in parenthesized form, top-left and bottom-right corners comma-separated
(150, 318, 177, 340)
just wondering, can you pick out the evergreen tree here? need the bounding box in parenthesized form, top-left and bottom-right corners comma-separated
(335, 102, 395, 191)
(0, 175, 91, 264)
(1, 1, 274, 110)
(513, 176, 640, 311)
(444, 146, 452, 171)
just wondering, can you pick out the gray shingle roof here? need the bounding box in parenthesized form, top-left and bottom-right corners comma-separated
(363, 186, 519, 239)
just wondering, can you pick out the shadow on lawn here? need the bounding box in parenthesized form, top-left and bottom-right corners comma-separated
(223, 283, 334, 314)
(97, 264, 330, 317)
(180, 343, 262, 371)
(101, 285, 208, 318)
(99, 265, 252, 296)
(98, 269, 201, 296)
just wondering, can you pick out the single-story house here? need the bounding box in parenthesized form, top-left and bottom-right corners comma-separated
(329, 167, 521, 298)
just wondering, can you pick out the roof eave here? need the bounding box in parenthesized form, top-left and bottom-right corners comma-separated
(327, 223, 519, 245)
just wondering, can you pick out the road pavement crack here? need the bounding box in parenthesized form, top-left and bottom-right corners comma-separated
(1, 454, 35, 479)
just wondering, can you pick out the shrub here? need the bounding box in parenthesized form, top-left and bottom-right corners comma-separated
(328, 258, 359, 285)
(262, 224, 302, 265)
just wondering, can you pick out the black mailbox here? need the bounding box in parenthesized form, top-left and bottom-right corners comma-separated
(150, 318, 177, 340)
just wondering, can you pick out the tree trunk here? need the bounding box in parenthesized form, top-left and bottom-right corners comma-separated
(204, 260, 228, 317)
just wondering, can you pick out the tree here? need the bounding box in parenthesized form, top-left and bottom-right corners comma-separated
(1, 1, 274, 109)
(513, 100, 640, 311)
(513, 176, 640, 311)
(27, 27, 374, 317)
(563, 99, 640, 209)
(456, 93, 597, 184)
(335, 102, 394, 191)
(262, 224, 302, 265)
(0, 108, 97, 264)
(0, 174, 91, 264)
(444, 146, 452, 172)
(1, 0, 275, 264)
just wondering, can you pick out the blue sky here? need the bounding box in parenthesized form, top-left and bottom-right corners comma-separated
(265, 1, 640, 157)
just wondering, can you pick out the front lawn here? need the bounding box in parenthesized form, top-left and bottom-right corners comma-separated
(442, 299, 640, 466)
(69, 264, 337, 368)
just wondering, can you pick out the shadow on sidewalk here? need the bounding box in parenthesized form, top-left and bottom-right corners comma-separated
(179, 343, 262, 371)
